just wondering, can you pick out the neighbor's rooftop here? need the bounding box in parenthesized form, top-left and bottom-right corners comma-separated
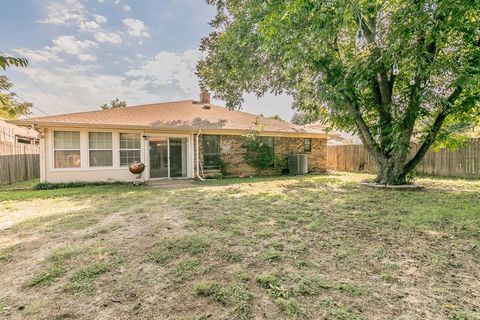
(11, 100, 328, 137)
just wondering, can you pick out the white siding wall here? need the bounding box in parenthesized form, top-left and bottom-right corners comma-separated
(41, 127, 194, 183)
(43, 127, 146, 183)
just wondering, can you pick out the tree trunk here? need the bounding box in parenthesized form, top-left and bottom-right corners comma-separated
(375, 159, 410, 185)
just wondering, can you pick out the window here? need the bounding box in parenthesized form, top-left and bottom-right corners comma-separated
(259, 136, 274, 149)
(120, 133, 141, 166)
(304, 138, 312, 153)
(203, 135, 220, 169)
(16, 137, 32, 144)
(53, 131, 81, 168)
(89, 132, 113, 167)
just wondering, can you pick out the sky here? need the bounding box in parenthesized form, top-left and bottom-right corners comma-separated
(1, 0, 294, 119)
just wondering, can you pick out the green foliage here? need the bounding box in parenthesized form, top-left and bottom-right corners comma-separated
(194, 282, 253, 319)
(198, 0, 480, 184)
(171, 259, 201, 282)
(0, 244, 20, 262)
(67, 262, 112, 293)
(32, 181, 133, 190)
(149, 235, 211, 265)
(194, 281, 220, 296)
(243, 131, 275, 171)
(291, 112, 319, 125)
(275, 298, 300, 317)
(256, 271, 280, 288)
(0, 56, 28, 70)
(0, 75, 32, 119)
(28, 262, 66, 287)
(217, 157, 228, 177)
(100, 98, 127, 110)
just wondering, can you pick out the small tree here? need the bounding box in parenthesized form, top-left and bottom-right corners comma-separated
(243, 131, 275, 171)
(100, 98, 127, 110)
(270, 114, 285, 122)
(0, 76, 32, 119)
(197, 0, 480, 184)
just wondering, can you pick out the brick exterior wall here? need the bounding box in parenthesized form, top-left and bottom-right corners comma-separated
(197, 135, 327, 178)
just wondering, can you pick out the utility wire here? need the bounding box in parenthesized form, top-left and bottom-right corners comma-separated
(3, 89, 50, 116)
(1, 51, 59, 114)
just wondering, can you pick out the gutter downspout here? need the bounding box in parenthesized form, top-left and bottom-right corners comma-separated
(196, 130, 205, 181)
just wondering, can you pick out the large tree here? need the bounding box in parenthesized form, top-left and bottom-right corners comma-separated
(197, 0, 480, 184)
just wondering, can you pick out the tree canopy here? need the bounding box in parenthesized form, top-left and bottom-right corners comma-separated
(197, 0, 480, 184)
(100, 98, 127, 110)
(0, 76, 32, 119)
(0, 56, 28, 70)
(291, 111, 319, 125)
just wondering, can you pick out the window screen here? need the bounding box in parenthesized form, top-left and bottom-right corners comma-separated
(53, 131, 81, 168)
(304, 138, 312, 153)
(203, 135, 220, 169)
(119, 133, 141, 166)
(89, 132, 113, 167)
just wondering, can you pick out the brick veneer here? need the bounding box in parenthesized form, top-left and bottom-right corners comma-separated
(197, 135, 327, 177)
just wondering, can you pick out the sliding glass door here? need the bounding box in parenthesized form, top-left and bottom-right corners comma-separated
(149, 137, 188, 179)
(149, 138, 169, 178)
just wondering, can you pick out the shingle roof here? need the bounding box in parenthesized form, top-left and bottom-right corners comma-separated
(12, 100, 327, 136)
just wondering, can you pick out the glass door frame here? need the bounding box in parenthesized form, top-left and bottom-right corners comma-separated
(147, 134, 190, 180)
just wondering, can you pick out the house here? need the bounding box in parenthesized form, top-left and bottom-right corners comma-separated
(10, 93, 329, 183)
(0, 118, 39, 145)
(303, 122, 362, 146)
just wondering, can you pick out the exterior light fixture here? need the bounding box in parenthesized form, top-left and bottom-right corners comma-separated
(392, 63, 400, 76)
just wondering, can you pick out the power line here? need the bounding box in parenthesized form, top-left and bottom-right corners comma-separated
(3, 89, 50, 116)
(1, 51, 60, 114)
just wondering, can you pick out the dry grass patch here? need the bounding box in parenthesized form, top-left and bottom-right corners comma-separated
(0, 173, 479, 319)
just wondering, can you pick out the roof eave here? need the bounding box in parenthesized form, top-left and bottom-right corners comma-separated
(9, 120, 330, 138)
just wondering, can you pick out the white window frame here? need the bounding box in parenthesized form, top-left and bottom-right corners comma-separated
(88, 131, 113, 168)
(119, 132, 142, 167)
(52, 130, 81, 169)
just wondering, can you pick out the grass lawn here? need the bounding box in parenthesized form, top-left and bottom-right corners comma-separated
(0, 172, 478, 319)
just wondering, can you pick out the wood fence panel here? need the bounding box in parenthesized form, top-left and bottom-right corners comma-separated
(327, 138, 480, 178)
(0, 141, 40, 185)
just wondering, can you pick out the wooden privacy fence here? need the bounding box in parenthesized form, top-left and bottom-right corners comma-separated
(0, 141, 40, 185)
(327, 138, 480, 178)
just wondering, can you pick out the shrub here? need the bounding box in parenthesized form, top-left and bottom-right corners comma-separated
(32, 181, 134, 190)
(243, 131, 275, 171)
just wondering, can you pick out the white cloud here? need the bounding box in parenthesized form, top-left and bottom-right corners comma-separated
(122, 18, 150, 37)
(51, 36, 98, 57)
(77, 53, 97, 62)
(39, 0, 85, 25)
(14, 35, 98, 63)
(93, 14, 107, 24)
(122, 4, 131, 12)
(79, 20, 101, 32)
(7, 47, 294, 119)
(13, 47, 61, 63)
(94, 32, 122, 44)
(126, 49, 201, 95)
(97, 0, 105, 3)
(7, 48, 204, 115)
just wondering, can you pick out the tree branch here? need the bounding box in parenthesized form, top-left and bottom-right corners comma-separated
(346, 97, 386, 164)
(403, 87, 463, 174)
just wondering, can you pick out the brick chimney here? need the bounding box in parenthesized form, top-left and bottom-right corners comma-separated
(200, 91, 211, 104)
